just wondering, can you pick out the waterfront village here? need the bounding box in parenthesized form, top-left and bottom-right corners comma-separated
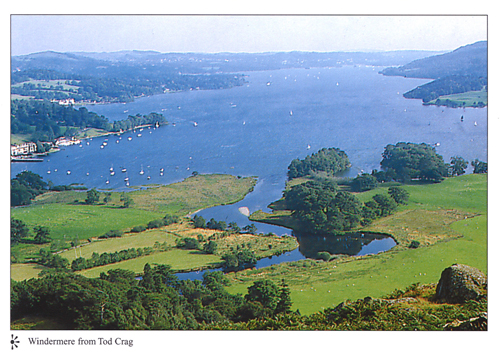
(11, 136, 81, 161)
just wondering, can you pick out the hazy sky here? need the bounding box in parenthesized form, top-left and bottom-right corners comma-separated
(10, 15, 487, 56)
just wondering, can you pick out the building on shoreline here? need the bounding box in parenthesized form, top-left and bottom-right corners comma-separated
(10, 142, 37, 156)
(50, 98, 75, 106)
(55, 137, 81, 147)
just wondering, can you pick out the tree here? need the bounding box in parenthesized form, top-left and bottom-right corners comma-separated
(228, 222, 241, 233)
(203, 240, 218, 254)
(275, 279, 293, 314)
(11, 218, 30, 245)
(222, 249, 257, 271)
(13, 171, 48, 191)
(206, 218, 226, 231)
(380, 142, 448, 183)
(177, 237, 200, 250)
(221, 253, 239, 270)
(316, 251, 332, 261)
(372, 194, 397, 217)
(120, 193, 134, 208)
(33, 226, 51, 244)
(103, 192, 112, 204)
(242, 224, 257, 235)
(287, 147, 351, 179)
(388, 186, 410, 205)
(85, 188, 100, 205)
(11, 183, 33, 207)
(471, 159, 487, 174)
(192, 215, 206, 228)
(449, 156, 468, 176)
(409, 240, 420, 249)
(202, 271, 229, 291)
(11, 171, 49, 206)
(285, 180, 367, 234)
(245, 280, 279, 311)
(351, 173, 378, 192)
(236, 249, 257, 269)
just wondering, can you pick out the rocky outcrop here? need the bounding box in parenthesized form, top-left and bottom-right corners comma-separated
(436, 264, 487, 303)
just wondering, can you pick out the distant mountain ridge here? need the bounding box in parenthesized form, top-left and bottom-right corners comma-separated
(12, 49, 444, 75)
(380, 41, 487, 79)
(380, 41, 487, 107)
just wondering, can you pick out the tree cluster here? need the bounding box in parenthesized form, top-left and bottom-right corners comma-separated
(11, 99, 167, 146)
(10, 219, 30, 245)
(192, 215, 257, 235)
(380, 142, 448, 183)
(71, 243, 168, 272)
(38, 248, 68, 269)
(11, 66, 247, 104)
(287, 147, 351, 180)
(350, 173, 378, 192)
(471, 159, 487, 174)
(11, 265, 292, 329)
(11, 99, 109, 142)
(221, 249, 257, 271)
(284, 180, 406, 235)
(109, 113, 167, 133)
(11, 171, 49, 207)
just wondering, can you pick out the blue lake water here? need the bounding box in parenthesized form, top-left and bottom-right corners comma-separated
(11, 65, 487, 269)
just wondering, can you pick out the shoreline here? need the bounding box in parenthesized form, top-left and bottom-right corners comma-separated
(10, 122, 168, 163)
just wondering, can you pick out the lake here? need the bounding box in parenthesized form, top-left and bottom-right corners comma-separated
(11, 65, 487, 263)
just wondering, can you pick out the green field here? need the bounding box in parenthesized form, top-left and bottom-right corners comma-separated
(12, 222, 299, 280)
(11, 264, 48, 282)
(11, 203, 161, 242)
(226, 174, 487, 315)
(77, 248, 222, 278)
(12, 79, 80, 90)
(11, 174, 256, 264)
(12, 174, 256, 241)
(427, 88, 487, 107)
(58, 229, 180, 261)
(10, 173, 487, 317)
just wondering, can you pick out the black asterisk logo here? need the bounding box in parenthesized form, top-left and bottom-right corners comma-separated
(10, 334, 19, 350)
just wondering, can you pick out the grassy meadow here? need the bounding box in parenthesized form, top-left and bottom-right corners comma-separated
(77, 249, 222, 278)
(11, 174, 256, 266)
(11, 171, 296, 280)
(12, 222, 298, 280)
(427, 88, 487, 107)
(226, 174, 487, 315)
(58, 229, 180, 261)
(11, 203, 161, 242)
(11, 174, 256, 242)
(10, 172, 486, 317)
